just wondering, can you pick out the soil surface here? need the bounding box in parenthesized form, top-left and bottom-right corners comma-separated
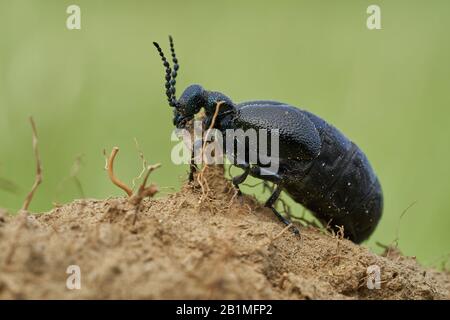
(0, 166, 449, 299)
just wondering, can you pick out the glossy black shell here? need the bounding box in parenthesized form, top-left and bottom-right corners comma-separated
(228, 100, 383, 243)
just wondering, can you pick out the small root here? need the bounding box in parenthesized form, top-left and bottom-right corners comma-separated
(131, 138, 148, 190)
(21, 117, 42, 212)
(107, 147, 133, 197)
(105, 146, 161, 224)
(196, 101, 224, 203)
(272, 223, 293, 242)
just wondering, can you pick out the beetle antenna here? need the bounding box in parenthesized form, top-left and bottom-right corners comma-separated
(168, 35, 179, 99)
(152, 41, 177, 107)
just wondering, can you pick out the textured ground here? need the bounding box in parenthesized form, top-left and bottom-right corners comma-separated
(0, 167, 449, 299)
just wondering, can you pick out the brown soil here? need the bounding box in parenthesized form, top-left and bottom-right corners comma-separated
(0, 166, 449, 299)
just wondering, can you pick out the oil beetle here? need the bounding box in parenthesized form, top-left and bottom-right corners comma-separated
(152, 36, 383, 243)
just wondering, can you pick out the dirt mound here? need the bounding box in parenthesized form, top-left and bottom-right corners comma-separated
(0, 166, 449, 299)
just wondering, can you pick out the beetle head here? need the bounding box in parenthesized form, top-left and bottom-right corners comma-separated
(153, 37, 235, 128)
(173, 84, 207, 128)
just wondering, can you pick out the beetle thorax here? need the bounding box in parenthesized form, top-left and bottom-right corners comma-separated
(175, 85, 236, 128)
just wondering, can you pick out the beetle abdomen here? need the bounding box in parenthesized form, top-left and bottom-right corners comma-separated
(285, 112, 383, 243)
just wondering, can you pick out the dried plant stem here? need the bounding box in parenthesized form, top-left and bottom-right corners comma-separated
(272, 223, 293, 242)
(21, 117, 42, 212)
(132, 138, 148, 189)
(107, 147, 133, 197)
(105, 145, 160, 219)
(129, 163, 161, 205)
(393, 201, 417, 246)
(197, 101, 224, 201)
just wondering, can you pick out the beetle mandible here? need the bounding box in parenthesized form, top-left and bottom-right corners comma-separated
(152, 36, 383, 243)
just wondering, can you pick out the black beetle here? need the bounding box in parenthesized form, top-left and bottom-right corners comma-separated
(152, 36, 383, 243)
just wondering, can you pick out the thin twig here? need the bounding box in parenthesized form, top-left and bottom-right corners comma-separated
(131, 163, 161, 203)
(139, 164, 161, 193)
(272, 223, 293, 242)
(107, 147, 133, 196)
(132, 137, 148, 190)
(129, 163, 161, 223)
(197, 101, 224, 201)
(102, 149, 108, 170)
(105, 145, 160, 204)
(21, 117, 42, 212)
(393, 201, 417, 246)
(379, 201, 418, 258)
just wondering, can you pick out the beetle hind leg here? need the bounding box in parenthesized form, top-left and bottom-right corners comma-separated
(231, 163, 250, 196)
(265, 184, 300, 235)
(188, 147, 198, 182)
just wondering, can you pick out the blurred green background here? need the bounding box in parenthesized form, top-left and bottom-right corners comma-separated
(0, 0, 449, 266)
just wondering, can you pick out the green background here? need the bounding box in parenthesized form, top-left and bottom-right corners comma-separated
(0, 0, 449, 266)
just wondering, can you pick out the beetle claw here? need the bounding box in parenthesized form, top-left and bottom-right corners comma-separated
(290, 225, 300, 236)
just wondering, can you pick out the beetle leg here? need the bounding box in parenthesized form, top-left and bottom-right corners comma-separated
(265, 184, 300, 235)
(188, 147, 197, 182)
(231, 163, 250, 196)
(249, 166, 281, 184)
(262, 181, 293, 217)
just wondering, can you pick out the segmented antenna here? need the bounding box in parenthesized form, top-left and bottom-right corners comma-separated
(153, 41, 177, 107)
(169, 35, 179, 97)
